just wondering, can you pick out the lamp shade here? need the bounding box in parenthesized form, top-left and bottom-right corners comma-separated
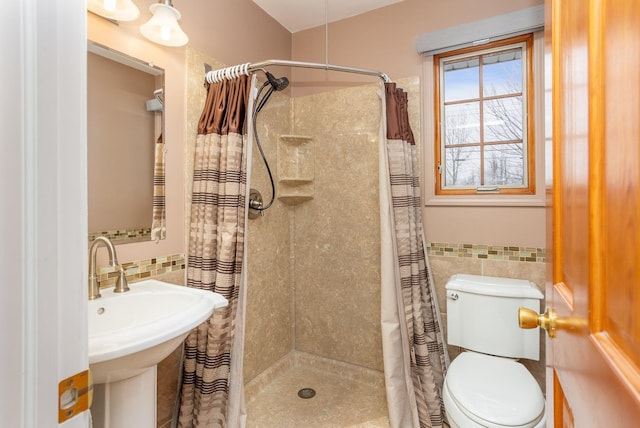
(140, 3, 189, 47)
(87, 0, 140, 22)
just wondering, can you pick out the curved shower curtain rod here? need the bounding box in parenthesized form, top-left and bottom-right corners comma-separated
(204, 59, 392, 84)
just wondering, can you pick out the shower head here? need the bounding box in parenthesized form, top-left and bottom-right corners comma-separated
(265, 71, 289, 91)
(255, 72, 289, 113)
(255, 87, 274, 113)
(154, 88, 164, 105)
(146, 88, 164, 112)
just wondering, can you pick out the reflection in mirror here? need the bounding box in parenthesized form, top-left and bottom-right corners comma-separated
(87, 41, 165, 245)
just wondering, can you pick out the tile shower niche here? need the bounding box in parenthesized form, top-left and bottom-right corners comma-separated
(277, 135, 314, 205)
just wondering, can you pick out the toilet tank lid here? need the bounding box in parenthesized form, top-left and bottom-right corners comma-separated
(446, 274, 543, 299)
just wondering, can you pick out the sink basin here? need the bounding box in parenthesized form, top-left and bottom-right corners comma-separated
(89, 279, 228, 384)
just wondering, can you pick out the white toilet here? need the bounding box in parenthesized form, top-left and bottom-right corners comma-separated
(443, 274, 546, 428)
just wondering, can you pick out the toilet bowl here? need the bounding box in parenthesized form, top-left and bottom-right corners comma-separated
(443, 352, 545, 428)
(444, 274, 546, 428)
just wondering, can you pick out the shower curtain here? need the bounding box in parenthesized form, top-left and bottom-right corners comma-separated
(178, 75, 251, 428)
(151, 133, 166, 241)
(379, 82, 449, 428)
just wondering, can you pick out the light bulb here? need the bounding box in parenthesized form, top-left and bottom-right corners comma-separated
(140, 2, 189, 47)
(87, 0, 140, 22)
(103, 0, 116, 12)
(161, 26, 171, 41)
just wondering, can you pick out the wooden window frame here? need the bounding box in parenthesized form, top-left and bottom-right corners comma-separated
(434, 33, 535, 196)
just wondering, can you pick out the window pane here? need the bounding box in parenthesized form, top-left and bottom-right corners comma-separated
(444, 146, 480, 187)
(483, 96, 523, 142)
(445, 102, 480, 145)
(483, 49, 522, 97)
(443, 57, 479, 102)
(435, 35, 533, 194)
(484, 143, 525, 186)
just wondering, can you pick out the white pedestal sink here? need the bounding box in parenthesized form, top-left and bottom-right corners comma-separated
(88, 279, 228, 428)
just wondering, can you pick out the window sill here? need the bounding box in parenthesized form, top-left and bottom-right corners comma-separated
(424, 193, 545, 207)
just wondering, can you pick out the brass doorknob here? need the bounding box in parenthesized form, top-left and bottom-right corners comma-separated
(518, 307, 587, 338)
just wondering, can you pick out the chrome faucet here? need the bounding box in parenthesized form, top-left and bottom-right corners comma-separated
(88, 236, 130, 300)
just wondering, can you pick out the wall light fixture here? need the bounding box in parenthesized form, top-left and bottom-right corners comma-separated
(87, 0, 140, 22)
(140, 0, 189, 47)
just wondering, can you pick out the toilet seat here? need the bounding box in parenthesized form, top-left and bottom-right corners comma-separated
(444, 352, 545, 428)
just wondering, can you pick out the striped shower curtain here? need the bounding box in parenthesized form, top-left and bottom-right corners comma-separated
(379, 82, 449, 428)
(178, 75, 251, 427)
(151, 133, 165, 241)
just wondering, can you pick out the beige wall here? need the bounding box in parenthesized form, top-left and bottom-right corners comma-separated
(87, 0, 549, 420)
(173, 0, 291, 75)
(291, 0, 542, 92)
(87, 0, 291, 265)
(88, 4, 292, 424)
(88, 0, 547, 298)
(291, 0, 545, 248)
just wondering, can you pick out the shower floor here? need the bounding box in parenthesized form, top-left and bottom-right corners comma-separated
(245, 351, 390, 428)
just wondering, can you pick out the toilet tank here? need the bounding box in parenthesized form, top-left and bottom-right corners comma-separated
(446, 274, 544, 360)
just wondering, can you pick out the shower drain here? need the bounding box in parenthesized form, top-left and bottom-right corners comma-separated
(297, 388, 316, 399)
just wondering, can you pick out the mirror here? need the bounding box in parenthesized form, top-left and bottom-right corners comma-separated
(87, 41, 165, 245)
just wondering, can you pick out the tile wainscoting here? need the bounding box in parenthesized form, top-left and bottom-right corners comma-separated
(427, 242, 547, 392)
(94, 253, 185, 289)
(89, 241, 547, 426)
(88, 228, 151, 243)
(426, 242, 546, 263)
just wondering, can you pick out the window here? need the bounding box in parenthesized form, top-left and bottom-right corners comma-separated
(434, 34, 534, 195)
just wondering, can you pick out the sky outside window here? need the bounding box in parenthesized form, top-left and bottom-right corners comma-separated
(440, 43, 526, 189)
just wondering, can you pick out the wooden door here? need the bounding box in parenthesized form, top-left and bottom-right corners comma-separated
(547, 0, 640, 426)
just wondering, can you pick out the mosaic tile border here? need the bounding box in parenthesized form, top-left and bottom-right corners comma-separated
(426, 242, 546, 263)
(96, 253, 186, 288)
(88, 228, 151, 243)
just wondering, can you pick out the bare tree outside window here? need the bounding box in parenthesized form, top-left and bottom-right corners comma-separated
(436, 35, 534, 194)
(444, 102, 480, 186)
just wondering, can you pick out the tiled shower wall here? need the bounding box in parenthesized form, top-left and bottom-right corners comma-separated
(182, 49, 547, 393)
(184, 48, 293, 384)
(244, 75, 547, 390)
(291, 81, 387, 371)
(242, 89, 293, 381)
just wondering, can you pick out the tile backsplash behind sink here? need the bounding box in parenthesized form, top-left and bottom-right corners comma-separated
(95, 253, 186, 289)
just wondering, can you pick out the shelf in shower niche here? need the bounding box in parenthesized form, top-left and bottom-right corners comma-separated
(279, 135, 313, 145)
(279, 178, 313, 185)
(278, 135, 314, 181)
(277, 134, 314, 206)
(278, 195, 314, 205)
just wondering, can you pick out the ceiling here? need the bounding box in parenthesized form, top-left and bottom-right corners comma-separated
(252, 0, 404, 33)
